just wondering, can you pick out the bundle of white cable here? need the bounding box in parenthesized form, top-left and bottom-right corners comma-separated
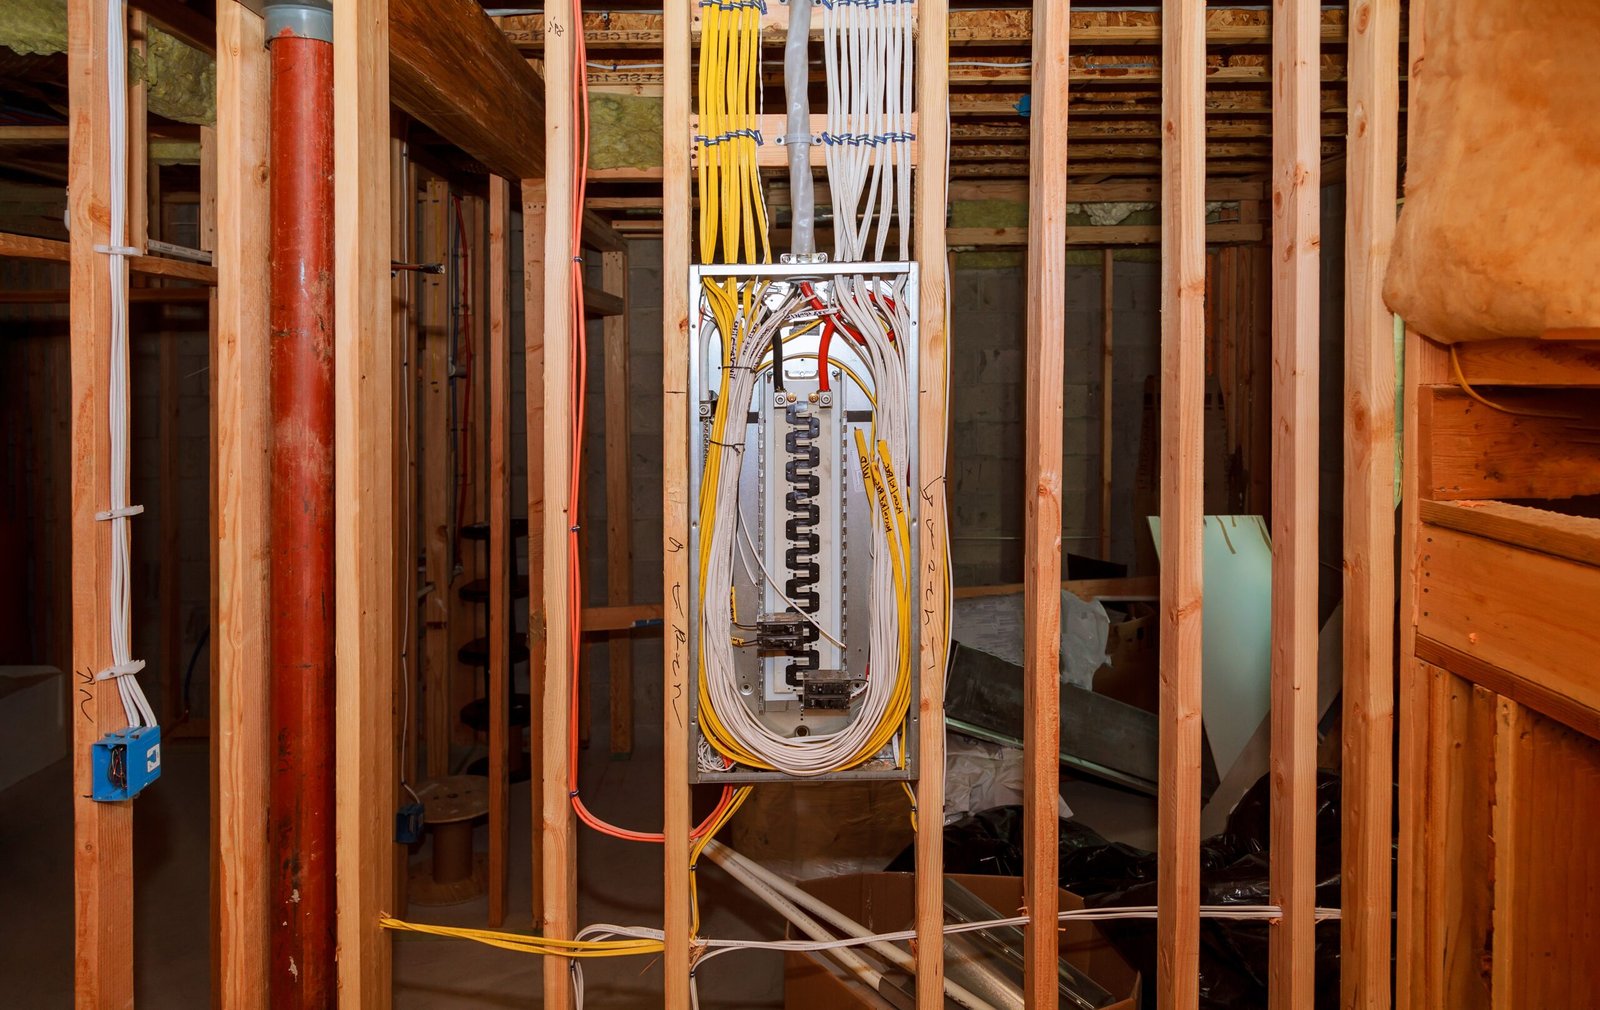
(698, 282, 913, 777)
(95, 0, 156, 731)
(823, 0, 915, 263)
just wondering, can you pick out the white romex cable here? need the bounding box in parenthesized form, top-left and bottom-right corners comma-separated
(823, 0, 915, 263)
(93, 0, 157, 731)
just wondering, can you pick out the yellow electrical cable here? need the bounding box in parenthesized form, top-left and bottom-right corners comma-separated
(379, 918, 663, 959)
(688, 784, 753, 936)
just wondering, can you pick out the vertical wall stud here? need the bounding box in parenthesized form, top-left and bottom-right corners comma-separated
(1157, 3, 1208, 1008)
(488, 174, 514, 927)
(67, 0, 134, 1001)
(913, 1, 952, 1006)
(1341, 1, 1400, 1006)
(1022, 1, 1069, 1001)
(1269, 0, 1322, 1004)
(332, 0, 397, 1002)
(212, 4, 271, 1004)
(540, 6, 578, 1005)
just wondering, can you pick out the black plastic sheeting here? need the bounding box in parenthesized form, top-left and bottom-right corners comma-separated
(890, 772, 1378, 1010)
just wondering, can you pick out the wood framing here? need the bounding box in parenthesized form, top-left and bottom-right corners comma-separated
(1021, 1, 1068, 1002)
(211, 4, 272, 1004)
(487, 175, 514, 926)
(601, 248, 635, 757)
(0, 231, 218, 283)
(500, 7, 1361, 51)
(522, 178, 549, 925)
(389, 0, 546, 180)
(1099, 249, 1114, 561)
(1341, 1, 1400, 1006)
(540, 6, 578, 1006)
(128, 10, 149, 254)
(1393, 6, 1441, 1001)
(1269, 0, 1322, 1004)
(913, 2, 952, 1007)
(661, 0, 694, 1004)
(1156, 3, 1207, 1008)
(67, 0, 134, 1002)
(391, 139, 418, 915)
(419, 176, 452, 779)
(332, 0, 396, 1004)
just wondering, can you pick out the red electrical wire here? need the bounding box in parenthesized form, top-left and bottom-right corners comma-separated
(560, 0, 736, 844)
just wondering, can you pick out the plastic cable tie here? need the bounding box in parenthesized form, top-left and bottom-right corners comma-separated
(95, 504, 145, 521)
(94, 659, 146, 682)
(93, 244, 141, 258)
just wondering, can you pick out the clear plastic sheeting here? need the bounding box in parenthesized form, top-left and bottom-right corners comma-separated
(944, 730, 1073, 826)
(951, 590, 1111, 690)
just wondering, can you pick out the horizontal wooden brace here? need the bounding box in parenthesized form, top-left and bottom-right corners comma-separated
(496, 8, 1357, 51)
(0, 231, 218, 284)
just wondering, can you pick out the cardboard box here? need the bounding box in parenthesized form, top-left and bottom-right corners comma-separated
(785, 873, 1141, 1010)
(1093, 603, 1158, 715)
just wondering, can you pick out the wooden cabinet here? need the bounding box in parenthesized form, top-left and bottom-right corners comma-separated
(1399, 337, 1600, 1008)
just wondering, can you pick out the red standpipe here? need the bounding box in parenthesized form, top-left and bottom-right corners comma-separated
(267, 16, 336, 1009)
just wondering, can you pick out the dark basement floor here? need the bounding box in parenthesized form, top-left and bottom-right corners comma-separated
(0, 670, 1155, 1008)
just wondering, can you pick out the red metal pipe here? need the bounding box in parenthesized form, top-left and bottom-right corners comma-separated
(267, 21, 336, 1009)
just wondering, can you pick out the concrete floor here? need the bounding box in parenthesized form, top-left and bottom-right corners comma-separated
(1, 720, 1154, 1008)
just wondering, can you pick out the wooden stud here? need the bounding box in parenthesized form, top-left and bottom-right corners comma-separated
(914, 1, 952, 1007)
(391, 138, 417, 915)
(158, 326, 183, 734)
(67, 0, 134, 1002)
(1021, 2, 1069, 1002)
(1489, 696, 1525, 1010)
(1395, 2, 1449, 998)
(128, 10, 149, 254)
(131, 0, 216, 54)
(1341, 2, 1400, 1007)
(662, 0, 695, 1002)
(1269, 0, 1322, 1005)
(448, 196, 487, 748)
(1157, 3, 1207, 1008)
(211, 6, 271, 1001)
(487, 175, 513, 926)
(1100, 248, 1114, 560)
(419, 176, 453, 779)
(332, 0, 396, 1003)
(522, 177, 548, 926)
(541, 6, 578, 1005)
(601, 248, 635, 757)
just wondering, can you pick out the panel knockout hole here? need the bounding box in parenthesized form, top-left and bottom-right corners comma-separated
(793, 725, 810, 738)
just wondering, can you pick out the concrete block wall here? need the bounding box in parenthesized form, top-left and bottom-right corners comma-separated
(948, 258, 1164, 585)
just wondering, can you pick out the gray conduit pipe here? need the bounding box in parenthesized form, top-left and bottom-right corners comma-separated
(785, 0, 816, 258)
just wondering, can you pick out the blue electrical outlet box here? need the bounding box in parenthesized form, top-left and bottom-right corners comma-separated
(395, 802, 425, 844)
(91, 726, 162, 801)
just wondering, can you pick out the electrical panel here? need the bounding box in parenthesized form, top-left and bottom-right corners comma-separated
(687, 262, 919, 783)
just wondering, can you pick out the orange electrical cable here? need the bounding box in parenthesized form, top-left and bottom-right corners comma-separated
(560, 0, 736, 844)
